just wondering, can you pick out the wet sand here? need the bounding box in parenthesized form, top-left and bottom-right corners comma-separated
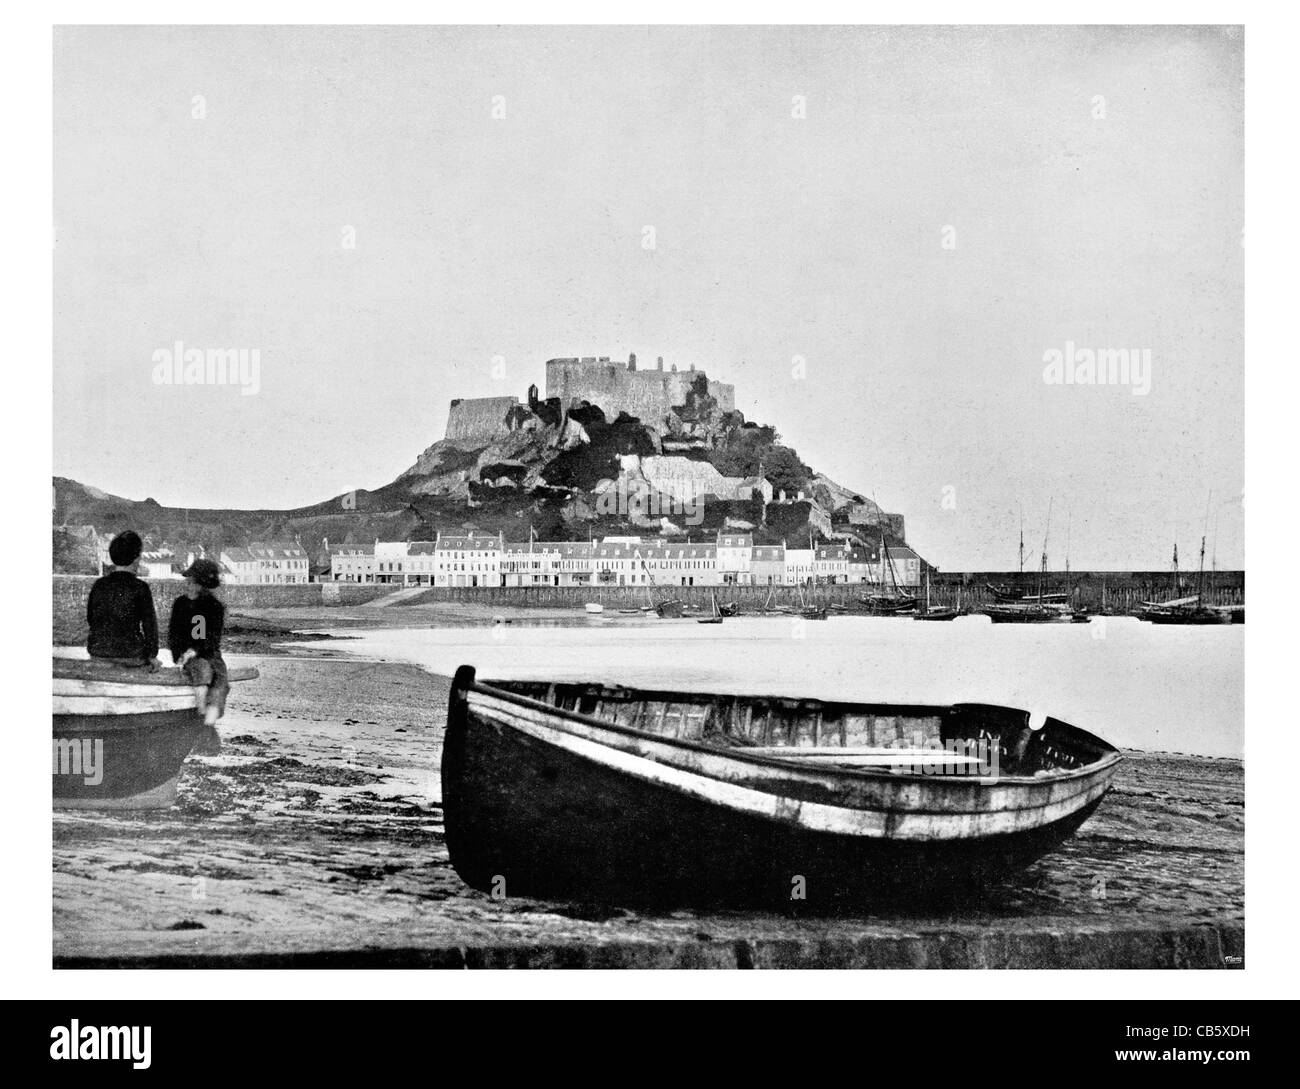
(53, 654, 1243, 968)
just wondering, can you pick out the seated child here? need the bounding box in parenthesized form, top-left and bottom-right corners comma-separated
(169, 559, 229, 726)
(86, 529, 161, 670)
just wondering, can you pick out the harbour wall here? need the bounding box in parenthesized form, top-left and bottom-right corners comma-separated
(52, 571, 1246, 637)
(389, 576, 1244, 612)
(52, 575, 393, 642)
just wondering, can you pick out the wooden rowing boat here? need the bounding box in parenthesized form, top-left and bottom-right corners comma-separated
(441, 665, 1121, 908)
(53, 656, 258, 809)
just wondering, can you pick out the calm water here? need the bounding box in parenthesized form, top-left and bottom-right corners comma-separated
(309, 615, 1244, 759)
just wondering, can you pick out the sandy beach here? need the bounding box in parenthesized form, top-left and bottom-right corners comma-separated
(53, 629, 1244, 968)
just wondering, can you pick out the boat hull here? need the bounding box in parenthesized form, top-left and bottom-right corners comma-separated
(985, 605, 1073, 624)
(441, 671, 1118, 909)
(52, 657, 259, 809)
(53, 707, 207, 809)
(1144, 610, 1231, 625)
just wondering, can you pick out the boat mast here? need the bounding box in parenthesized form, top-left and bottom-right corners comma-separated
(1039, 499, 1053, 602)
(1197, 535, 1206, 606)
(879, 525, 903, 595)
(636, 549, 657, 607)
(1197, 492, 1212, 608)
(1018, 506, 1025, 576)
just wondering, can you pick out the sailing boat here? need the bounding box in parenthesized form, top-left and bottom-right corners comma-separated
(986, 505, 1073, 622)
(986, 506, 1029, 601)
(796, 582, 828, 620)
(1066, 512, 1091, 621)
(636, 550, 683, 618)
(697, 589, 725, 624)
(1137, 539, 1185, 614)
(860, 528, 917, 614)
(1143, 535, 1230, 625)
(914, 569, 957, 621)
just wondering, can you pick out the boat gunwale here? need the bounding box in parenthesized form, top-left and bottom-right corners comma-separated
(52, 659, 259, 687)
(464, 694, 1117, 836)
(466, 674, 1122, 788)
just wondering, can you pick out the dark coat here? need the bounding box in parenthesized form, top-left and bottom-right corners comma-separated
(86, 569, 159, 662)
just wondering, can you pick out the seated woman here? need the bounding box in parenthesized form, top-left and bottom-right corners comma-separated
(86, 530, 161, 670)
(168, 559, 229, 726)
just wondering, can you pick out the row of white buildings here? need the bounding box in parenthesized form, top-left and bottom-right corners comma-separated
(103, 542, 313, 585)
(328, 533, 922, 589)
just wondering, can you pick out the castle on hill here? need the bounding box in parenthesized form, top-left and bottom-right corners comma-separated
(444, 354, 735, 443)
(545, 354, 735, 421)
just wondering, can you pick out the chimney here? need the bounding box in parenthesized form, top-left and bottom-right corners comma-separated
(628, 353, 637, 371)
(657, 356, 663, 371)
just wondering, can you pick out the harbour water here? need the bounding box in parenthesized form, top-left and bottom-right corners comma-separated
(306, 614, 1244, 759)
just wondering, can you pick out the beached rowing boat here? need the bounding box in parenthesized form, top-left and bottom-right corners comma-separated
(53, 656, 258, 809)
(441, 666, 1121, 908)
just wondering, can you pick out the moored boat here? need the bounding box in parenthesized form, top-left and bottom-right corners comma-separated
(914, 571, 958, 620)
(987, 586, 1068, 605)
(697, 589, 726, 624)
(53, 656, 258, 809)
(1143, 604, 1231, 625)
(858, 593, 917, 615)
(984, 603, 1074, 624)
(914, 607, 958, 621)
(441, 665, 1121, 908)
(1137, 534, 1235, 624)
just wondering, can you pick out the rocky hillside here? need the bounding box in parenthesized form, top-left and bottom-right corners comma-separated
(53, 391, 904, 570)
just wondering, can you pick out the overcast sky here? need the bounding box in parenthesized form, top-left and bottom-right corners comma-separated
(53, 25, 1243, 570)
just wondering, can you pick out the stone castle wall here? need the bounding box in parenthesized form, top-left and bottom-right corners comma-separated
(445, 396, 519, 443)
(546, 357, 735, 424)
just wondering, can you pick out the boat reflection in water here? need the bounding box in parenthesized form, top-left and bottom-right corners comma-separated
(441, 665, 1121, 910)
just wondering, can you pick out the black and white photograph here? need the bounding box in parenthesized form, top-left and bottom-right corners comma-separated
(11, 5, 1296, 1049)
(46, 20, 1247, 970)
